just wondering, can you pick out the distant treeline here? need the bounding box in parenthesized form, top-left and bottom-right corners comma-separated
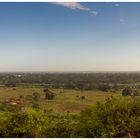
(1, 73, 140, 91)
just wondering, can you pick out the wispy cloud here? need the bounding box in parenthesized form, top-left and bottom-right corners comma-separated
(113, 3, 125, 24)
(120, 18, 125, 25)
(114, 3, 120, 7)
(52, 2, 90, 11)
(51, 2, 98, 16)
(91, 11, 98, 16)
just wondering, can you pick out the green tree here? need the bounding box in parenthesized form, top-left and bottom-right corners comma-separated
(122, 87, 133, 96)
(133, 90, 140, 96)
(98, 83, 111, 92)
(78, 97, 140, 138)
(32, 92, 40, 101)
(3, 108, 48, 138)
(44, 89, 55, 100)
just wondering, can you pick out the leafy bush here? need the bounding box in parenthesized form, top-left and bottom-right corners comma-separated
(0, 97, 140, 138)
(133, 90, 140, 96)
(0, 108, 48, 138)
(45, 116, 78, 138)
(122, 87, 133, 96)
(44, 89, 55, 100)
(32, 92, 40, 101)
(78, 97, 140, 137)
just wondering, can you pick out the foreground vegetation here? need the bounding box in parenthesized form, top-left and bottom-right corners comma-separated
(0, 97, 139, 138)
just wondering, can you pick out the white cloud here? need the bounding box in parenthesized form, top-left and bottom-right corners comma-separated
(51, 2, 98, 17)
(52, 2, 90, 11)
(114, 3, 120, 7)
(91, 11, 98, 16)
(120, 18, 124, 22)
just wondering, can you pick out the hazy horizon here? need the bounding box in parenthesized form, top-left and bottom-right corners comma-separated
(0, 68, 140, 73)
(0, 2, 140, 72)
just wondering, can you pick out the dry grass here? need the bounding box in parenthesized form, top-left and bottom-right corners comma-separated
(0, 87, 121, 113)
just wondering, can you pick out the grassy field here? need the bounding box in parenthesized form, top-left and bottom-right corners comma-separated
(0, 87, 122, 113)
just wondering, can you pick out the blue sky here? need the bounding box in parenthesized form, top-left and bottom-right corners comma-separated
(0, 2, 140, 72)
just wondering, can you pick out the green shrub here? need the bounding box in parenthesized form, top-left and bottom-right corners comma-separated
(45, 116, 77, 138)
(1, 108, 48, 138)
(0, 97, 140, 138)
(133, 90, 140, 96)
(78, 97, 140, 137)
(122, 87, 133, 96)
(32, 92, 40, 101)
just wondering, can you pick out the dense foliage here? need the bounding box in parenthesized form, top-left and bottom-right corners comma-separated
(1, 72, 140, 91)
(0, 97, 140, 138)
